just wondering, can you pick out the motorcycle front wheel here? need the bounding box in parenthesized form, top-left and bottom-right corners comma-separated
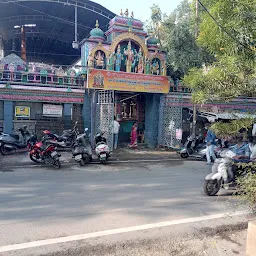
(203, 179, 221, 196)
(0, 143, 12, 155)
(54, 159, 61, 169)
(29, 153, 41, 163)
(180, 152, 189, 158)
(100, 158, 107, 165)
(79, 159, 85, 166)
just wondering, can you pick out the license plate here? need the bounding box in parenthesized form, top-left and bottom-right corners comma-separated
(75, 154, 82, 160)
(100, 153, 106, 158)
(51, 151, 58, 157)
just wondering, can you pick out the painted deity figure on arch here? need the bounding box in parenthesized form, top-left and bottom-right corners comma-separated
(124, 41, 134, 73)
(95, 50, 105, 69)
(107, 52, 115, 71)
(137, 47, 144, 73)
(115, 44, 122, 72)
(151, 59, 160, 75)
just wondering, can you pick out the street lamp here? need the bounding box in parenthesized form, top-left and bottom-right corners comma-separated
(14, 24, 36, 62)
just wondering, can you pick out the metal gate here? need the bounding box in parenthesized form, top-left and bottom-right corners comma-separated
(158, 95, 183, 147)
(94, 90, 115, 150)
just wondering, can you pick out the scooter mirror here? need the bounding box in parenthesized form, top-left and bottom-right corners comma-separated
(84, 128, 89, 132)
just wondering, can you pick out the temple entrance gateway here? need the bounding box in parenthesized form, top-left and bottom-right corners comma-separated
(83, 11, 170, 148)
(115, 92, 145, 145)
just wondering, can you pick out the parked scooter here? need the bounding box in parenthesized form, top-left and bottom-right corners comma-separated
(180, 135, 214, 160)
(29, 137, 61, 169)
(203, 149, 254, 196)
(0, 126, 32, 155)
(179, 135, 226, 160)
(95, 132, 110, 164)
(42, 122, 79, 149)
(72, 128, 92, 166)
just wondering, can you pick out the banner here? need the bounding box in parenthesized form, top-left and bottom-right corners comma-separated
(87, 69, 170, 94)
(15, 106, 30, 118)
(43, 104, 63, 117)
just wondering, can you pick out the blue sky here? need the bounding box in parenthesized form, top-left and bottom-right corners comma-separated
(91, 0, 183, 22)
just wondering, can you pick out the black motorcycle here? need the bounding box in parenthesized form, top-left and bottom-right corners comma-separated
(42, 122, 79, 149)
(0, 126, 33, 155)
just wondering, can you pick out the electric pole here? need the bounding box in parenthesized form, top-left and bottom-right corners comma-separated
(192, 0, 199, 138)
(21, 26, 26, 62)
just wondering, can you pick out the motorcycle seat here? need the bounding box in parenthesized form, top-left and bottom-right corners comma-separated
(40, 143, 57, 151)
(54, 134, 67, 141)
(10, 134, 19, 140)
(96, 142, 106, 146)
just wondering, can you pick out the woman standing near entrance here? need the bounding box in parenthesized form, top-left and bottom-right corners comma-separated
(129, 122, 138, 149)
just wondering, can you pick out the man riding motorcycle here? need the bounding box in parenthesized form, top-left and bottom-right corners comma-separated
(232, 134, 250, 163)
(204, 133, 254, 195)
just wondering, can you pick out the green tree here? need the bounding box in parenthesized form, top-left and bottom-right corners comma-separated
(148, 0, 214, 79)
(183, 0, 256, 210)
(184, 0, 256, 103)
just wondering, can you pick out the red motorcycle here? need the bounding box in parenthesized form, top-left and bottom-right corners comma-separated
(29, 139, 61, 169)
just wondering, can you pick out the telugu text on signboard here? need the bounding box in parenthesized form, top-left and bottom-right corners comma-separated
(43, 104, 63, 117)
(87, 69, 170, 94)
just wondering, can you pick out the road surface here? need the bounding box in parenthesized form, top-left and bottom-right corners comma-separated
(0, 157, 250, 255)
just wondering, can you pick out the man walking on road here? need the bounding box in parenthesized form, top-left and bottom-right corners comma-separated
(113, 116, 120, 150)
(205, 123, 217, 164)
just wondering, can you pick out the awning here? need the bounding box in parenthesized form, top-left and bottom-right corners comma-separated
(200, 111, 256, 122)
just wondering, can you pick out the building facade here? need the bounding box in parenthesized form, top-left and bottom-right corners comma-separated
(1, 10, 256, 149)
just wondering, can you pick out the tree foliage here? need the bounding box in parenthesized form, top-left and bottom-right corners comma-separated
(148, 0, 214, 79)
(184, 0, 256, 210)
(184, 0, 256, 103)
(210, 118, 254, 138)
(235, 164, 256, 211)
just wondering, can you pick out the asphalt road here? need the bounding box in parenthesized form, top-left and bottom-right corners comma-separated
(0, 157, 250, 255)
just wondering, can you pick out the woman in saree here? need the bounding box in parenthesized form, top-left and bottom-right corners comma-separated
(129, 122, 138, 149)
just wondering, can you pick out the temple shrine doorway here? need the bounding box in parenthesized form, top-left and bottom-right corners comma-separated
(115, 92, 146, 145)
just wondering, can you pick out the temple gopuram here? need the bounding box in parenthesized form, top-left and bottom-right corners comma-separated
(80, 9, 169, 148)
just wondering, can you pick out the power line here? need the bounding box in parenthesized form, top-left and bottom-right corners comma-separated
(198, 0, 253, 52)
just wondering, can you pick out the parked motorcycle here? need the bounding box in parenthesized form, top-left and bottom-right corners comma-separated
(29, 138, 61, 169)
(95, 132, 110, 164)
(203, 149, 254, 196)
(0, 126, 32, 155)
(179, 135, 228, 160)
(42, 121, 79, 149)
(72, 128, 92, 166)
(180, 135, 215, 160)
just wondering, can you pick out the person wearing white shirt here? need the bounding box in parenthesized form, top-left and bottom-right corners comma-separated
(113, 116, 120, 150)
(252, 123, 256, 137)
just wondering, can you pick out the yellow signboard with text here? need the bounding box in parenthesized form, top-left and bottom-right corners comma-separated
(15, 106, 30, 118)
(87, 69, 170, 94)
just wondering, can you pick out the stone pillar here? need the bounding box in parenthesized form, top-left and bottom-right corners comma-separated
(144, 94, 161, 148)
(83, 90, 92, 132)
(3, 101, 13, 133)
(63, 103, 72, 129)
(246, 221, 256, 256)
(115, 94, 122, 120)
(0, 36, 4, 60)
